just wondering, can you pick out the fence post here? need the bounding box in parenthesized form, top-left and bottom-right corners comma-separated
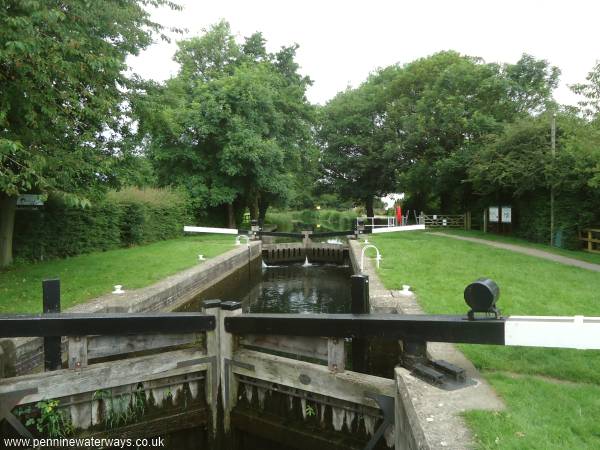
(43, 279, 61, 371)
(68, 335, 90, 429)
(351, 274, 369, 373)
(327, 338, 345, 373)
(67, 336, 87, 369)
(203, 299, 221, 439)
(220, 301, 242, 436)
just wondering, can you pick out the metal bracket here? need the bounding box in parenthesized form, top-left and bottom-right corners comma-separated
(223, 358, 255, 409)
(0, 387, 38, 437)
(363, 393, 394, 450)
(410, 359, 476, 391)
(177, 355, 218, 409)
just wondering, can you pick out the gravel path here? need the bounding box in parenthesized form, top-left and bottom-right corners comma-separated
(430, 232, 600, 273)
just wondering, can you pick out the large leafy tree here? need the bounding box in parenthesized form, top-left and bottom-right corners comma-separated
(134, 21, 313, 226)
(319, 51, 560, 214)
(388, 52, 559, 212)
(571, 61, 600, 119)
(0, 0, 178, 267)
(318, 68, 401, 217)
(468, 113, 600, 244)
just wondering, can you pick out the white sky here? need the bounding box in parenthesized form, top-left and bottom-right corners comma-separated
(128, 0, 599, 106)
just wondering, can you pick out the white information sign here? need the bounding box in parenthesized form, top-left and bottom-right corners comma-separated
(501, 206, 512, 223)
(488, 206, 499, 223)
(16, 194, 44, 207)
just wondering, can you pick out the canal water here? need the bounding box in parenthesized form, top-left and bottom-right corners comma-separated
(179, 259, 353, 314)
(167, 252, 386, 450)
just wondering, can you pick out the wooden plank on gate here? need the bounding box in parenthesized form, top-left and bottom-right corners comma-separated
(231, 349, 394, 409)
(87, 333, 203, 360)
(0, 348, 208, 406)
(240, 334, 329, 361)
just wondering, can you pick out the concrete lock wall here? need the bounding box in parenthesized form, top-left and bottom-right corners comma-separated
(0, 241, 261, 377)
(348, 239, 504, 449)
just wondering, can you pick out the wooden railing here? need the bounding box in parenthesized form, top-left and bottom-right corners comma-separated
(580, 228, 600, 253)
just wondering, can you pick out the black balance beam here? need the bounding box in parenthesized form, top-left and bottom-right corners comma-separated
(225, 313, 505, 345)
(0, 312, 215, 338)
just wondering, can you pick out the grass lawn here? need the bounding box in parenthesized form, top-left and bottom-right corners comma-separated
(0, 234, 235, 314)
(440, 229, 600, 266)
(369, 231, 600, 449)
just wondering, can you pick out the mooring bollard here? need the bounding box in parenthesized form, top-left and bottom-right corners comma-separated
(351, 274, 369, 373)
(43, 279, 62, 371)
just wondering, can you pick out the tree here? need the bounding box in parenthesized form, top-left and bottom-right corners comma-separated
(134, 21, 313, 227)
(388, 52, 559, 212)
(468, 113, 600, 245)
(318, 68, 402, 217)
(0, 0, 179, 267)
(571, 61, 600, 119)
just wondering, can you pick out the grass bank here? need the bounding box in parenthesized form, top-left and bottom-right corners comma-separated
(0, 234, 234, 314)
(442, 229, 600, 265)
(369, 231, 600, 449)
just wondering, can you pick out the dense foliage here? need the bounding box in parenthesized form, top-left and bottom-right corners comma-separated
(318, 51, 600, 248)
(133, 21, 314, 227)
(0, 0, 179, 266)
(2, 2, 600, 265)
(13, 188, 189, 261)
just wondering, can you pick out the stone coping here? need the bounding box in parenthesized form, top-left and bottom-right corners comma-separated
(348, 239, 504, 449)
(0, 242, 261, 377)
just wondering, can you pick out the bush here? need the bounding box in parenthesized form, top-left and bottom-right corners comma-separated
(513, 192, 596, 249)
(264, 209, 357, 232)
(13, 188, 190, 261)
(108, 188, 189, 246)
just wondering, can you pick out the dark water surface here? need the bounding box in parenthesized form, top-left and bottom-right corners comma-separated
(179, 259, 352, 313)
(170, 258, 353, 449)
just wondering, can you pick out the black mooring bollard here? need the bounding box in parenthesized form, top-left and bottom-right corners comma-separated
(43, 279, 62, 371)
(351, 274, 369, 373)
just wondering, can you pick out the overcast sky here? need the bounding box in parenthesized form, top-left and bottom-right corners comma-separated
(128, 0, 599, 106)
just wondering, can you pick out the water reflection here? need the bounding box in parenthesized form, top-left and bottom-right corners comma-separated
(244, 263, 351, 313)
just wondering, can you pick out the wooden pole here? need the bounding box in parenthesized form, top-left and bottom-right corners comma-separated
(43, 279, 61, 371)
(220, 301, 242, 435)
(550, 113, 556, 246)
(483, 209, 488, 233)
(203, 299, 221, 439)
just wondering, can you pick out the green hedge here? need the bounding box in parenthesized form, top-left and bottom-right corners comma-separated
(513, 192, 597, 250)
(13, 188, 190, 261)
(265, 209, 356, 232)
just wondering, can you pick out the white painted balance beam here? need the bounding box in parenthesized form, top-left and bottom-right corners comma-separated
(505, 316, 600, 350)
(184, 226, 239, 235)
(371, 224, 425, 234)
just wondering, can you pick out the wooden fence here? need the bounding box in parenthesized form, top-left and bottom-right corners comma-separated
(580, 228, 600, 254)
(419, 212, 471, 230)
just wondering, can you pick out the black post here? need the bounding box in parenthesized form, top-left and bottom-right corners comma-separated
(43, 279, 61, 371)
(351, 274, 369, 373)
(351, 275, 369, 314)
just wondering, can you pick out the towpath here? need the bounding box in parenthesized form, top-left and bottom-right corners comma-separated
(429, 232, 600, 273)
